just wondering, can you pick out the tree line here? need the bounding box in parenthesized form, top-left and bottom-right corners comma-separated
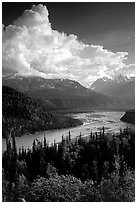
(2, 127, 135, 201)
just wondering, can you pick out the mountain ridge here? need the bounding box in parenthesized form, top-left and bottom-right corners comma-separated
(2, 75, 86, 92)
(90, 75, 135, 108)
(2, 75, 132, 111)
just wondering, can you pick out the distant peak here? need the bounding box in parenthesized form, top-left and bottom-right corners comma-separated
(102, 77, 110, 81)
(113, 74, 129, 83)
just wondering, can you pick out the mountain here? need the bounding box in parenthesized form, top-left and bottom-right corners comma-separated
(90, 75, 135, 108)
(2, 75, 124, 111)
(2, 75, 85, 92)
(2, 86, 82, 137)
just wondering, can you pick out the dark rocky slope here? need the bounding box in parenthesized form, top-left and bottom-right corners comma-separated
(120, 109, 135, 124)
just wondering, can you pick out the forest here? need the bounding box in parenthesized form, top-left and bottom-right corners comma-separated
(2, 86, 82, 138)
(2, 127, 135, 202)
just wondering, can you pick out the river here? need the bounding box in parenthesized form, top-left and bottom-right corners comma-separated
(2, 111, 134, 151)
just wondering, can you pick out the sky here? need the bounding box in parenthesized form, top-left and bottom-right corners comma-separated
(2, 2, 135, 87)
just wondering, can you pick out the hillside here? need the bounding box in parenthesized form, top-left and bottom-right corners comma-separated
(2, 75, 126, 111)
(120, 109, 135, 124)
(2, 86, 82, 137)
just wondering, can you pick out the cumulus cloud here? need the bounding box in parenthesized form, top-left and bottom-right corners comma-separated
(2, 4, 135, 86)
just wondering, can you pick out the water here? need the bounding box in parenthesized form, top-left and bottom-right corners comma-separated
(2, 111, 134, 151)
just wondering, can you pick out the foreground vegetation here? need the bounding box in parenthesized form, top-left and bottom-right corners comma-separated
(2, 127, 135, 202)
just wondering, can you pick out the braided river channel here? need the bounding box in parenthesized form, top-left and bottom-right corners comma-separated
(2, 111, 135, 151)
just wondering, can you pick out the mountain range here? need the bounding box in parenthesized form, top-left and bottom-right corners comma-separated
(2, 74, 135, 136)
(90, 75, 135, 108)
(2, 75, 127, 112)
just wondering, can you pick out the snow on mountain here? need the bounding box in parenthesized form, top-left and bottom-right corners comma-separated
(2, 75, 86, 93)
(90, 75, 135, 108)
(90, 75, 134, 91)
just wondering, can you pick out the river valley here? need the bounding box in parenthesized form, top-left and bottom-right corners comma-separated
(2, 111, 134, 151)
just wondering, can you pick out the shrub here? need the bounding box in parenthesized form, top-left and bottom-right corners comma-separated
(27, 175, 82, 202)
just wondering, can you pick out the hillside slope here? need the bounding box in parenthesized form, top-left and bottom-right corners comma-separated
(120, 109, 135, 124)
(2, 86, 82, 137)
